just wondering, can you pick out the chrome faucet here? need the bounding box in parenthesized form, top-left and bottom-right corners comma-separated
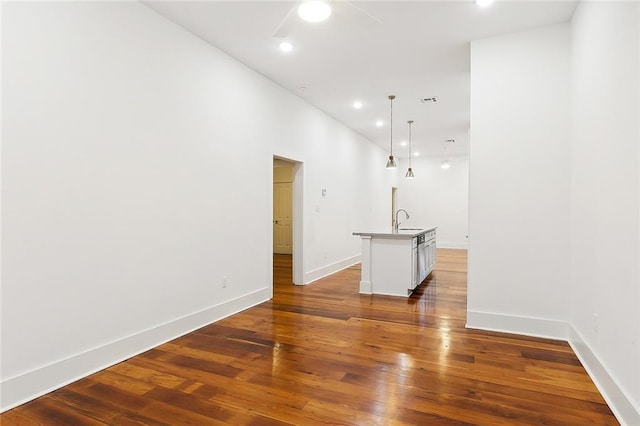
(394, 209, 410, 232)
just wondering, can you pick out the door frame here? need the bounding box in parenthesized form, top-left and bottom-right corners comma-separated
(270, 153, 304, 287)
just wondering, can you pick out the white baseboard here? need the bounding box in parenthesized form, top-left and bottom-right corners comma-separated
(466, 310, 570, 340)
(303, 254, 361, 285)
(0, 287, 271, 413)
(359, 280, 372, 294)
(466, 310, 640, 425)
(568, 327, 640, 426)
(436, 241, 469, 249)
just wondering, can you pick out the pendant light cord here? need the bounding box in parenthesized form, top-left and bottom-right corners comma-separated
(408, 120, 413, 168)
(389, 95, 395, 156)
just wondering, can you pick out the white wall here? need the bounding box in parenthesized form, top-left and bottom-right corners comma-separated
(570, 2, 639, 422)
(468, 23, 571, 331)
(0, 2, 390, 410)
(469, 7, 640, 423)
(395, 155, 469, 248)
(296, 120, 391, 281)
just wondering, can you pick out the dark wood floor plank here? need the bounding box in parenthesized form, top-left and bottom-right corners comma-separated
(0, 249, 619, 425)
(8, 397, 108, 426)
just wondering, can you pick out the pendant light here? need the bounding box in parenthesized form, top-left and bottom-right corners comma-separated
(385, 95, 397, 169)
(406, 120, 415, 178)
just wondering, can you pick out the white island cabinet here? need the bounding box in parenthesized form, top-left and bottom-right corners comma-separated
(353, 227, 437, 297)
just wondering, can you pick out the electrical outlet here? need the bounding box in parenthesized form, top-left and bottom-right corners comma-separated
(222, 276, 228, 288)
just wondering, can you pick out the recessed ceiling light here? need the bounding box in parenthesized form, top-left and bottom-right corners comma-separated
(298, 0, 332, 23)
(376, 120, 384, 127)
(475, 0, 494, 7)
(279, 41, 293, 53)
(400, 141, 407, 147)
(441, 160, 451, 169)
(353, 101, 363, 109)
(414, 152, 420, 157)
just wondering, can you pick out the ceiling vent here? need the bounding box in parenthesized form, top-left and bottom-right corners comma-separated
(419, 97, 438, 103)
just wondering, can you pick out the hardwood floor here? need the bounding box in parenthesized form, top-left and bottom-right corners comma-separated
(1, 249, 618, 425)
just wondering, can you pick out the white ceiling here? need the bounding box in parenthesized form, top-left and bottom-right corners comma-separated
(144, 1, 577, 158)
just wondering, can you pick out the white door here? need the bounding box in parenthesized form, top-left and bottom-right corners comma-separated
(273, 181, 292, 254)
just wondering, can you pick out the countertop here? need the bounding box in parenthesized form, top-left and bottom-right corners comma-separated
(352, 226, 437, 239)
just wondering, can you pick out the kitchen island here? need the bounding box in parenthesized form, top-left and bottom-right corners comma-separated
(352, 227, 436, 297)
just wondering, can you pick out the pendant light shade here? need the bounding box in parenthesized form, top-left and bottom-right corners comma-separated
(405, 120, 415, 178)
(386, 95, 397, 169)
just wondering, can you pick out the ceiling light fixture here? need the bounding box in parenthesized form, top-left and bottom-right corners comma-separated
(385, 95, 397, 169)
(405, 120, 415, 179)
(298, 0, 332, 23)
(353, 101, 363, 109)
(475, 0, 494, 7)
(376, 120, 383, 127)
(279, 41, 293, 52)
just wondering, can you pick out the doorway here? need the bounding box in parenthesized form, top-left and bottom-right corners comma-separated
(273, 165, 293, 255)
(272, 156, 303, 287)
